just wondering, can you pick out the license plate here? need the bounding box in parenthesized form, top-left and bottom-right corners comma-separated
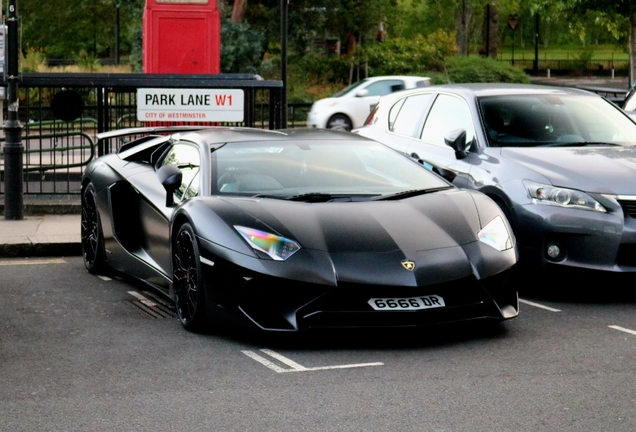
(368, 295, 445, 311)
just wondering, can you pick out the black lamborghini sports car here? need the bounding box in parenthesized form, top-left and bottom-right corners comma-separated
(82, 127, 519, 332)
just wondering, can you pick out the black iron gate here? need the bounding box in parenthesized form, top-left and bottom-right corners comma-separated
(0, 73, 284, 195)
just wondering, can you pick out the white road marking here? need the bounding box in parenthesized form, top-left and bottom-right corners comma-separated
(241, 350, 288, 373)
(98, 275, 112, 281)
(242, 349, 384, 373)
(260, 349, 307, 371)
(127, 291, 157, 307)
(519, 298, 561, 312)
(609, 325, 636, 336)
(0, 258, 66, 266)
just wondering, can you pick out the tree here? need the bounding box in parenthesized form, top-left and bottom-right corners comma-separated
(19, 0, 141, 60)
(531, 0, 636, 85)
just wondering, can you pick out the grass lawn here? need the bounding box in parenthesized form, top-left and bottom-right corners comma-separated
(494, 44, 629, 61)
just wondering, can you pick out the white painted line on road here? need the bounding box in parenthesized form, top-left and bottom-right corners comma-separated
(0, 258, 66, 266)
(242, 349, 384, 373)
(127, 291, 157, 307)
(609, 325, 636, 336)
(98, 275, 112, 281)
(519, 298, 561, 312)
(241, 350, 288, 373)
(260, 349, 307, 371)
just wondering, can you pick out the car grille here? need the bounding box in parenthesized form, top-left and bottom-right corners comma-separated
(618, 199, 636, 218)
(298, 277, 500, 329)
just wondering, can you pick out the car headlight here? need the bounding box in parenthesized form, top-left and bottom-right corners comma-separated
(234, 226, 301, 261)
(478, 216, 513, 251)
(524, 181, 606, 213)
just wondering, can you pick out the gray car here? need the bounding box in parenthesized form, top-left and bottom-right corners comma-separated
(356, 83, 636, 274)
(622, 84, 636, 121)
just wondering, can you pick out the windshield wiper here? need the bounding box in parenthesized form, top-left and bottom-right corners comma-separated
(250, 193, 287, 200)
(285, 192, 380, 202)
(372, 186, 453, 201)
(543, 142, 621, 148)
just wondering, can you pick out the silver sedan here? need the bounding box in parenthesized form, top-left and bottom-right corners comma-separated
(356, 83, 636, 274)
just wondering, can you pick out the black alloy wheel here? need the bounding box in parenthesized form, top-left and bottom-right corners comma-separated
(173, 223, 208, 331)
(81, 182, 106, 274)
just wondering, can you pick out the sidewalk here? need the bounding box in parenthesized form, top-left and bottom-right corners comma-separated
(0, 214, 81, 258)
(0, 201, 81, 257)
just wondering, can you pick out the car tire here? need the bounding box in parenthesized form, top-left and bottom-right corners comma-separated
(327, 114, 353, 131)
(81, 182, 107, 274)
(172, 223, 209, 332)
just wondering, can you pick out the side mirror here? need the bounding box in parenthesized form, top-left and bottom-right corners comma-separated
(157, 164, 182, 207)
(444, 129, 468, 160)
(355, 89, 369, 98)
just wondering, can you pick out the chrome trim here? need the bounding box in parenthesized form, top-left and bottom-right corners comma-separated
(200, 256, 215, 267)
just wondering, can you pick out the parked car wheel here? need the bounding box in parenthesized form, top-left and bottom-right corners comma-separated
(173, 223, 209, 332)
(81, 182, 107, 274)
(327, 114, 353, 131)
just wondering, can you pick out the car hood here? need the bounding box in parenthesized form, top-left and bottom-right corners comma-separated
(219, 189, 483, 254)
(501, 146, 636, 194)
(310, 97, 339, 110)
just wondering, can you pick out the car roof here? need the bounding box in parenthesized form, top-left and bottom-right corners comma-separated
(363, 75, 430, 81)
(394, 83, 596, 98)
(180, 127, 375, 147)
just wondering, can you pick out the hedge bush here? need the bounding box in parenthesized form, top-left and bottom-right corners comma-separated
(440, 56, 530, 84)
(360, 30, 458, 76)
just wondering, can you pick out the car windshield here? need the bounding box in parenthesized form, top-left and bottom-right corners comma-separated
(478, 94, 636, 148)
(332, 79, 370, 98)
(211, 139, 450, 199)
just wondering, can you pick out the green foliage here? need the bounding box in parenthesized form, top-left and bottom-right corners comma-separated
(360, 31, 458, 76)
(220, 20, 265, 74)
(74, 50, 101, 72)
(293, 53, 352, 84)
(442, 56, 530, 83)
(19, 0, 136, 59)
(20, 47, 47, 72)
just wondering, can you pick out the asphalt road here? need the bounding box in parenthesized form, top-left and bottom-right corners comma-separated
(1, 257, 636, 431)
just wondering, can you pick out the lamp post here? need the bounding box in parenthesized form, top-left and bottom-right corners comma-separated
(533, 13, 540, 73)
(3, 0, 23, 220)
(280, 0, 288, 129)
(507, 14, 519, 66)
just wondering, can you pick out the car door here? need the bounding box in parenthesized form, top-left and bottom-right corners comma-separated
(124, 140, 202, 285)
(405, 93, 480, 188)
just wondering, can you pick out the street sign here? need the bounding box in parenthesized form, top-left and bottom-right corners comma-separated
(137, 88, 244, 122)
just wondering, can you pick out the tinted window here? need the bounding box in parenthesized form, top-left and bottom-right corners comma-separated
(365, 80, 405, 97)
(391, 94, 435, 137)
(421, 94, 475, 147)
(213, 139, 448, 197)
(479, 95, 636, 147)
(160, 143, 201, 201)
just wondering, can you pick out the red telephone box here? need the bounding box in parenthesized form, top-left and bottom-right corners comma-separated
(143, 0, 221, 74)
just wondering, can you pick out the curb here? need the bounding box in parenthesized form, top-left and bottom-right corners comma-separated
(0, 202, 81, 216)
(0, 242, 82, 258)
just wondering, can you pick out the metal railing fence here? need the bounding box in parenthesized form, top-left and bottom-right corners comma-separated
(0, 73, 285, 195)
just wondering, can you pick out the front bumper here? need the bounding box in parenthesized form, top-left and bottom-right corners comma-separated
(513, 195, 636, 273)
(306, 107, 330, 129)
(201, 254, 518, 331)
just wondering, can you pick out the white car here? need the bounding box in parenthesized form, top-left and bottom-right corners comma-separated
(307, 75, 431, 131)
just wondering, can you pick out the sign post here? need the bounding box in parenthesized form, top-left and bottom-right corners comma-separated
(137, 88, 244, 122)
(3, 0, 23, 220)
